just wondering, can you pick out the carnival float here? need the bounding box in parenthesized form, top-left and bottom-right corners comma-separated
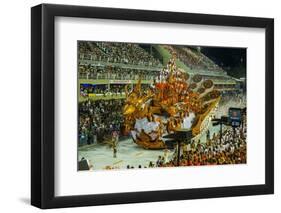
(123, 53, 221, 149)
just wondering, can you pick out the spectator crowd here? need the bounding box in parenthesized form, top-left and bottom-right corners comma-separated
(121, 121, 246, 170)
(80, 83, 151, 97)
(79, 99, 124, 145)
(79, 64, 159, 81)
(166, 123, 246, 167)
(79, 41, 162, 67)
(164, 45, 224, 72)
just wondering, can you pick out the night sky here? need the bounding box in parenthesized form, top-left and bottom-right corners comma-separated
(201, 47, 246, 78)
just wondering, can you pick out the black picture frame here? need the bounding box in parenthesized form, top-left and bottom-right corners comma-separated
(31, 3, 274, 209)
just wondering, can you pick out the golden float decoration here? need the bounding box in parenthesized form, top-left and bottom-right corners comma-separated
(123, 54, 221, 149)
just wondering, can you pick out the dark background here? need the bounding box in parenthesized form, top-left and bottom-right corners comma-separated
(201, 47, 246, 78)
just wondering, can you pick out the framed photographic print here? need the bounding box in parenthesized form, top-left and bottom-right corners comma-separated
(31, 3, 274, 209)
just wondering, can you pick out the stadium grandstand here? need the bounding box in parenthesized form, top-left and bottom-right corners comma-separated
(78, 41, 239, 102)
(78, 41, 243, 145)
(158, 45, 238, 92)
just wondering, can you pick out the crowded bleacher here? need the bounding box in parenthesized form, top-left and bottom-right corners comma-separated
(78, 41, 244, 146)
(79, 99, 124, 145)
(79, 42, 162, 67)
(78, 64, 159, 81)
(163, 45, 224, 72)
(80, 83, 151, 97)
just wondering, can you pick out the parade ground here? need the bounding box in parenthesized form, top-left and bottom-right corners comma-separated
(78, 124, 222, 170)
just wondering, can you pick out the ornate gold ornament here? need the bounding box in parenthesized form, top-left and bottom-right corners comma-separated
(123, 54, 221, 149)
